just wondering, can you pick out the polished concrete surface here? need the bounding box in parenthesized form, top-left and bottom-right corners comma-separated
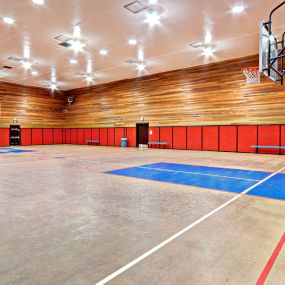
(0, 145, 284, 285)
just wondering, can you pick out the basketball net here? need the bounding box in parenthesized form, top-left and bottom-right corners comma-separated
(243, 67, 261, 85)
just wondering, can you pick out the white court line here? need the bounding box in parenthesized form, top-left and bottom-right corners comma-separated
(75, 158, 260, 182)
(95, 165, 285, 285)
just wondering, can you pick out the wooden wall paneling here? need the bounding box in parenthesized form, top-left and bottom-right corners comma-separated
(64, 55, 285, 128)
(0, 82, 65, 128)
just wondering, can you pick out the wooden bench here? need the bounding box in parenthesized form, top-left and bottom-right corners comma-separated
(86, 140, 100, 145)
(251, 146, 285, 149)
(148, 142, 167, 149)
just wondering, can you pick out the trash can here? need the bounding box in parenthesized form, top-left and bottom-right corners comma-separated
(121, 138, 127, 148)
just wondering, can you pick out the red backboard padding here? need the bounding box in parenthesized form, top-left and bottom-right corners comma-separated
(281, 126, 285, 155)
(54, 129, 63, 144)
(65, 129, 71, 144)
(160, 127, 173, 149)
(43, 129, 54, 145)
(173, 127, 187, 149)
(0, 128, 10, 147)
(219, 126, 237, 152)
(257, 125, 280, 154)
(107, 128, 115, 146)
(32, 129, 43, 145)
(100, 128, 108, 146)
(115, 128, 125, 147)
(203, 126, 219, 151)
(187, 126, 202, 150)
(77, 129, 85, 144)
(21, 128, 32, 146)
(237, 126, 257, 153)
(126, 127, 136, 147)
(149, 127, 160, 148)
(84, 129, 92, 144)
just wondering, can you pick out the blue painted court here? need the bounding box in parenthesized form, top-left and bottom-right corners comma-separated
(106, 162, 285, 201)
(0, 148, 35, 154)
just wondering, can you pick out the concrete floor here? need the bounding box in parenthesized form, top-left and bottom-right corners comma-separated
(0, 145, 284, 285)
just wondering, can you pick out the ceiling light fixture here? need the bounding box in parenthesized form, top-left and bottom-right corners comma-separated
(50, 82, 58, 91)
(22, 60, 32, 69)
(99, 49, 108, 55)
(3, 17, 15, 24)
(149, 0, 157, 4)
(137, 63, 146, 71)
(203, 47, 214, 57)
(145, 9, 161, 26)
(70, 25, 87, 53)
(128, 39, 137, 45)
(70, 59, 77, 64)
(31, 70, 38, 76)
(85, 74, 95, 84)
(204, 33, 212, 44)
(32, 0, 45, 5)
(138, 49, 144, 61)
(231, 4, 245, 14)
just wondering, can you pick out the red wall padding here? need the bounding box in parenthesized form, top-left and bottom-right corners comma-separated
(173, 127, 187, 149)
(43, 129, 54, 145)
(187, 126, 202, 150)
(148, 127, 160, 148)
(160, 127, 173, 149)
(65, 129, 71, 144)
(100, 128, 108, 146)
(21, 128, 32, 146)
(107, 128, 115, 146)
(281, 126, 285, 155)
(54, 129, 63, 144)
(84, 129, 92, 145)
(32, 129, 43, 145)
(219, 126, 237, 152)
(203, 126, 219, 151)
(70, 129, 77, 144)
(258, 125, 280, 154)
(237, 126, 257, 153)
(77, 129, 85, 144)
(115, 128, 125, 147)
(92, 128, 100, 142)
(0, 128, 10, 147)
(126, 127, 136, 147)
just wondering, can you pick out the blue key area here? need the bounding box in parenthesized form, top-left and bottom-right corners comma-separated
(0, 148, 35, 154)
(106, 162, 285, 201)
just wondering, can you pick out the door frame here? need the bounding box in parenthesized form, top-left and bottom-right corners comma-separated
(136, 123, 149, 147)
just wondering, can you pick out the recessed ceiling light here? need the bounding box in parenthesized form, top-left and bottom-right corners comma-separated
(22, 60, 32, 69)
(145, 9, 161, 26)
(128, 39, 137, 45)
(231, 4, 245, 14)
(31, 71, 38, 76)
(203, 47, 214, 57)
(99, 49, 108, 55)
(50, 82, 58, 91)
(137, 63, 146, 71)
(3, 17, 15, 25)
(204, 33, 212, 44)
(70, 59, 77, 64)
(70, 39, 86, 53)
(149, 0, 157, 4)
(32, 0, 44, 5)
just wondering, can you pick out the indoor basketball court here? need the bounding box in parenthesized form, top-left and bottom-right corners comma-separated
(0, 1, 285, 285)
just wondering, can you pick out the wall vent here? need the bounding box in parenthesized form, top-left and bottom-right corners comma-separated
(54, 35, 71, 42)
(124, 59, 141, 64)
(59, 41, 72, 48)
(124, 1, 148, 14)
(189, 42, 204, 48)
(7, 56, 22, 62)
(3, 65, 13, 69)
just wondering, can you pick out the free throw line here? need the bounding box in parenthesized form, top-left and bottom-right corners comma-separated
(95, 165, 285, 285)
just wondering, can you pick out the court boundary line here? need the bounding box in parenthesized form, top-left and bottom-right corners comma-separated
(256, 232, 285, 285)
(94, 165, 285, 285)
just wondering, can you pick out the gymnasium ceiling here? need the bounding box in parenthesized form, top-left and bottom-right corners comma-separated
(0, 0, 284, 91)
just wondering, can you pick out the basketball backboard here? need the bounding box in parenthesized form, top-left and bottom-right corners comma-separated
(259, 20, 279, 82)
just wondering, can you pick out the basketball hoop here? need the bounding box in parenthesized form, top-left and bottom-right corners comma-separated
(243, 66, 261, 85)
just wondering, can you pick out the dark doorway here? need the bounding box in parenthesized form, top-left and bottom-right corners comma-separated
(136, 123, 149, 147)
(10, 125, 21, 146)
